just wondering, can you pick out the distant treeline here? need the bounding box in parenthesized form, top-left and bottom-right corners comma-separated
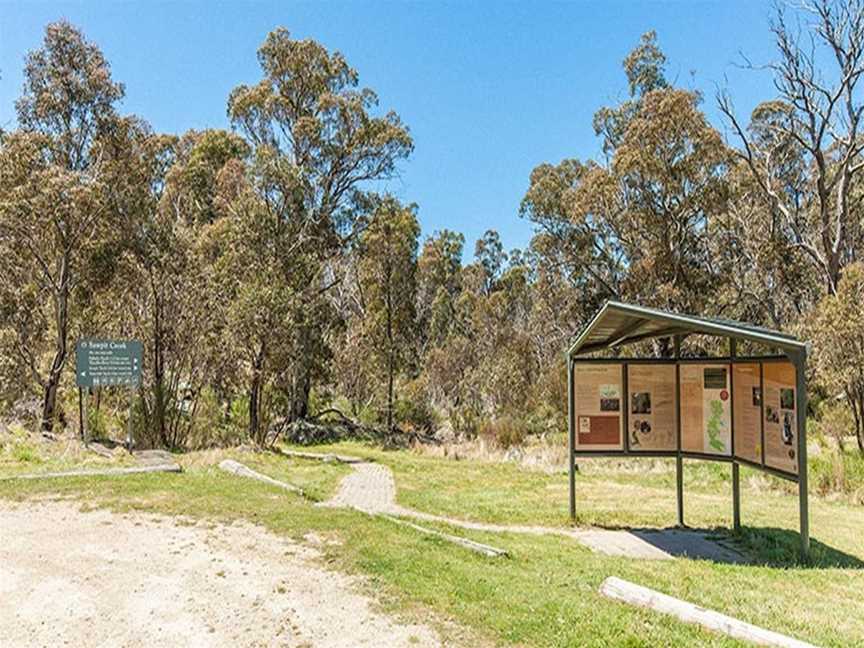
(3, 1, 864, 452)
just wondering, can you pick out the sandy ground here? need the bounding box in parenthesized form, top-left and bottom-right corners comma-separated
(0, 500, 441, 648)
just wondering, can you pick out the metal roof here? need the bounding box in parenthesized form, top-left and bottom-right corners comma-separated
(568, 301, 806, 357)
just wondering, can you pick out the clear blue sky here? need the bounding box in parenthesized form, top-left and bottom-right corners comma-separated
(0, 1, 778, 257)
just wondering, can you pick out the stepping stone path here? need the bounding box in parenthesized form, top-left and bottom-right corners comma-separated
(320, 461, 745, 563)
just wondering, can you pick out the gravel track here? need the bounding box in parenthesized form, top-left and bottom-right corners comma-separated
(0, 500, 441, 648)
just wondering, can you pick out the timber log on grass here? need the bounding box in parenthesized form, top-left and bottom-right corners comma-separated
(0, 463, 182, 480)
(217, 459, 304, 496)
(599, 577, 816, 647)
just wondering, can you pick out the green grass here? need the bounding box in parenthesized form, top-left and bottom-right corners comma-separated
(2, 442, 864, 646)
(0, 432, 136, 476)
(219, 448, 352, 501)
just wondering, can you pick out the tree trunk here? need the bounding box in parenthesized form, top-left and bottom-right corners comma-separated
(387, 354, 394, 431)
(248, 343, 265, 444)
(40, 255, 70, 432)
(150, 283, 168, 446)
(855, 389, 864, 455)
(289, 368, 311, 422)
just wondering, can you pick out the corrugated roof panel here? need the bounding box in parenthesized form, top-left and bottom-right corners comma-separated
(568, 301, 806, 357)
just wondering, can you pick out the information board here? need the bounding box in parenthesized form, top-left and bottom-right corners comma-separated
(76, 339, 142, 388)
(680, 364, 731, 456)
(573, 363, 623, 450)
(732, 363, 762, 464)
(763, 361, 798, 475)
(627, 364, 677, 451)
(571, 358, 800, 479)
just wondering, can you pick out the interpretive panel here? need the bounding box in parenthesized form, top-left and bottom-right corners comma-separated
(763, 362, 799, 475)
(627, 364, 676, 451)
(680, 364, 732, 456)
(732, 363, 762, 464)
(573, 363, 623, 450)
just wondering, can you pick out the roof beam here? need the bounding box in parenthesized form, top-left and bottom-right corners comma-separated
(575, 327, 690, 356)
(606, 318, 648, 347)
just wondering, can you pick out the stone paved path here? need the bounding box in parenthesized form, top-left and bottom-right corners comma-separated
(320, 461, 745, 563)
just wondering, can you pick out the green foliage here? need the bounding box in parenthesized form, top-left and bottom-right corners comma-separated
(10, 441, 42, 464)
(392, 380, 437, 434)
(806, 263, 864, 453)
(3, 11, 864, 462)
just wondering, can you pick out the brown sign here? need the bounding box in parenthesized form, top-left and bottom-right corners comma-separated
(763, 362, 798, 475)
(571, 359, 800, 479)
(627, 364, 677, 451)
(732, 363, 762, 464)
(573, 363, 623, 450)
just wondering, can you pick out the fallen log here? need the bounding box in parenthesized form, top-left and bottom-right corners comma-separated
(599, 576, 817, 648)
(0, 463, 182, 481)
(381, 514, 508, 558)
(218, 459, 304, 496)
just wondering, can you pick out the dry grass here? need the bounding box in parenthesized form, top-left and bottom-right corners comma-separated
(0, 425, 135, 476)
(414, 434, 569, 474)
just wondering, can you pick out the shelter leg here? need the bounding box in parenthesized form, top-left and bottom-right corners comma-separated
(732, 462, 741, 532)
(676, 455, 684, 527)
(795, 351, 810, 561)
(568, 359, 576, 521)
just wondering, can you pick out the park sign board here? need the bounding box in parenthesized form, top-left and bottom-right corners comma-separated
(76, 339, 142, 388)
(566, 301, 810, 559)
(571, 358, 800, 479)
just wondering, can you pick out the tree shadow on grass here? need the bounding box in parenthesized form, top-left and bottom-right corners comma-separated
(625, 525, 864, 568)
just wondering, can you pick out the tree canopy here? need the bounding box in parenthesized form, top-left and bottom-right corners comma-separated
(3, 4, 864, 452)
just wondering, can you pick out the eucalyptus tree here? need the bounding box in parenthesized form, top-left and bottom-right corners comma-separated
(225, 28, 412, 432)
(416, 229, 464, 353)
(355, 197, 420, 430)
(719, 0, 864, 295)
(0, 21, 123, 431)
(522, 33, 730, 351)
(807, 263, 864, 453)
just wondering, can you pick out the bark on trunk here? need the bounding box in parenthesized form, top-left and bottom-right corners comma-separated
(289, 369, 311, 422)
(150, 279, 168, 446)
(385, 247, 394, 431)
(40, 255, 70, 432)
(248, 343, 265, 444)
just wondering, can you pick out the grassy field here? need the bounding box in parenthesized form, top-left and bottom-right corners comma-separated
(2, 438, 864, 646)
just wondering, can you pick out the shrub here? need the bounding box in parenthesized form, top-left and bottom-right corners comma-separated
(450, 405, 483, 438)
(479, 416, 528, 449)
(393, 379, 437, 433)
(186, 387, 246, 449)
(11, 441, 41, 463)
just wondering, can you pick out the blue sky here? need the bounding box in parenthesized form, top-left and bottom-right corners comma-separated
(0, 1, 778, 258)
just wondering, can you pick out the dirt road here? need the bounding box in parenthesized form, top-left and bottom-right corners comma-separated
(0, 500, 441, 647)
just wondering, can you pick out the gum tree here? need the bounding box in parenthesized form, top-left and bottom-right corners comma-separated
(719, 0, 864, 295)
(226, 28, 412, 434)
(356, 197, 420, 430)
(0, 22, 123, 431)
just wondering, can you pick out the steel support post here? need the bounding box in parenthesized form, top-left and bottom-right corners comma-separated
(674, 335, 684, 527)
(794, 349, 810, 561)
(568, 357, 576, 521)
(730, 338, 741, 532)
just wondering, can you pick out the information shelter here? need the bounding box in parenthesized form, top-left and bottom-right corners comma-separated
(567, 301, 810, 558)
